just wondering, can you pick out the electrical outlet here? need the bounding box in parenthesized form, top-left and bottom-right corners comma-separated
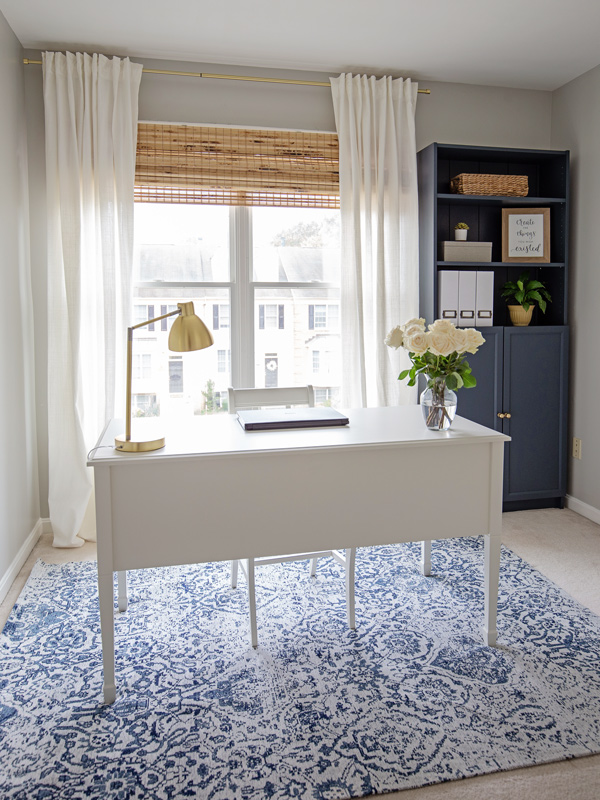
(573, 437, 582, 460)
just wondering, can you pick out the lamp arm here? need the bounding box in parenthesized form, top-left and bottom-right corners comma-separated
(130, 308, 182, 331)
(124, 308, 183, 441)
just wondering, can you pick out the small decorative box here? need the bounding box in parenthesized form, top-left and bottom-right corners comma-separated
(441, 241, 493, 262)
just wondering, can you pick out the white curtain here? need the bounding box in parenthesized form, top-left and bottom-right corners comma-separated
(330, 73, 420, 408)
(43, 52, 143, 547)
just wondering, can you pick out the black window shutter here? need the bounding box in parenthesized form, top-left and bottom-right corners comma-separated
(148, 305, 155, 331)
(259, 305, 265, 330)
(213, 304, 219, 330)
(278, 305, 284, 329)
(161, 304, 167, 331)
(308, 305, 314, 330)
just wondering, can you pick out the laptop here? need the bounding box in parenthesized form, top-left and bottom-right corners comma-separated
(236, 407, 350, 431)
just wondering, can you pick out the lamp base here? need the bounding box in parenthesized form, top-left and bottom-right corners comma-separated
(114, 434, 166, 452)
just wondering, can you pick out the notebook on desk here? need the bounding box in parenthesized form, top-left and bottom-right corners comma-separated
(236, 407, 350, 431)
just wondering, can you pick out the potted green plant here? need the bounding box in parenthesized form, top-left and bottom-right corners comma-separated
(454, 222, 469, 241)
(500, 271, 551, 326)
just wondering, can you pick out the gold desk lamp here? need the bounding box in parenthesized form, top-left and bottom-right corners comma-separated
(115, 301, 214, 452)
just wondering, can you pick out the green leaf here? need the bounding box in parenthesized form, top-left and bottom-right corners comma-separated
(447, 371, 464, 390)
(462, 372, 477, 388)
(398, 369, 410, 380)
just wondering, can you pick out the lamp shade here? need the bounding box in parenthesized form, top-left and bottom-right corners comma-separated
(168, 302, 214, 352)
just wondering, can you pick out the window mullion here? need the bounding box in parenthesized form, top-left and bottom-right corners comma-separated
(231, 206, 254, 388)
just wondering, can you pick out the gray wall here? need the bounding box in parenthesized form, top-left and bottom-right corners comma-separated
(552, 65, 600, 513)
(133, 56, 553, 152)
(23, 54, 554, 519)
(0, 16, 40, 587)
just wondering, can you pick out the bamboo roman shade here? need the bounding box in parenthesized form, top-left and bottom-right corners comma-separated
(135, 123, 340, 208)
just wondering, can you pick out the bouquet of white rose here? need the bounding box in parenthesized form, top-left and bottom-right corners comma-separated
(385, 318, 486, 429)
(385, 317, 485, 390)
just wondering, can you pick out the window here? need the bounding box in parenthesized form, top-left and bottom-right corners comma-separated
(258, 304, 284, 330)
(133, 124, 342, 418)
(134, 304, 155, 331)
(309, 304, 339, 330)
(218, 349, 231, 373)
(134, 206, 340, 415)
(213, 304, 230, 330)
(312, 349, 335, 377)
(133, 353, 152, 380)
(315, 387, 335, 406)
(160, 304, 178, 331)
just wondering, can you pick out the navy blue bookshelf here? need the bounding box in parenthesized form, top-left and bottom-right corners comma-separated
(418, 143, 570, 510)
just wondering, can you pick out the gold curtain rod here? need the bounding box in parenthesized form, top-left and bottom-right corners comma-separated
(23, 59, 430, 93)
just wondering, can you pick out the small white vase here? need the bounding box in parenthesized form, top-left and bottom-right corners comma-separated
(454, 229, 468, 241)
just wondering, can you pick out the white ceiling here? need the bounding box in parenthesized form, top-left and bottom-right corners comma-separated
(2, 0, 600, 91)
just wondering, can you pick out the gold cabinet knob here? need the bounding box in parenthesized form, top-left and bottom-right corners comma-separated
(505, 413, 512, 419)
(497, 412, 506, 419)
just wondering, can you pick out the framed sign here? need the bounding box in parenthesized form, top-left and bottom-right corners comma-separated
(502, 208, 550, 263)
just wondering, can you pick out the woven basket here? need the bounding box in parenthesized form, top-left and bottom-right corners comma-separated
(450, 173, 528, 197)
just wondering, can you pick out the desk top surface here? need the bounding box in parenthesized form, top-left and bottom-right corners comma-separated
(88, 405, 509, 467)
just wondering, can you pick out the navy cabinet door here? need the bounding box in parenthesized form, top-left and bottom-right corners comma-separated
(455, 327, 503, 431)
(502, 327, 569, 503)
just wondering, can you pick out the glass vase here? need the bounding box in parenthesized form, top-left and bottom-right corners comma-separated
(420, 377, 457, 431)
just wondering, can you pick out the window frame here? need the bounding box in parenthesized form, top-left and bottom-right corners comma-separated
(134, 206, 340, 390)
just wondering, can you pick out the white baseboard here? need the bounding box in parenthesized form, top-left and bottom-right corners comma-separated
(566, 495, 600, 527)
(0, 518, 47, 605)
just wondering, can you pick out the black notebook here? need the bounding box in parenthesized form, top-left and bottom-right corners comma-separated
(236, 407, 349, 431)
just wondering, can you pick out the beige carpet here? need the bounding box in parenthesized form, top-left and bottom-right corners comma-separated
(2, 507, 600, 800)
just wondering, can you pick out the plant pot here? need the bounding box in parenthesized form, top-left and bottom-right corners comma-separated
(508, 304, 534, 326)
(454, 229, 468, 241)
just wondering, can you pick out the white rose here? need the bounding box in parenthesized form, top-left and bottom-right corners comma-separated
(403, 324, 425, 340)
(401, 318, 426, 335)
(428, 319, 456, 334)
(405, 330, 430, 355)
(385, 325, 404, 349)
(463, 328, 486, 354)
(428, 331, 454, 357)
(447, 327, 468, 354)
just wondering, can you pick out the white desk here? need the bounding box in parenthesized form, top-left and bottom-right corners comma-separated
(88, 406, 509, 704)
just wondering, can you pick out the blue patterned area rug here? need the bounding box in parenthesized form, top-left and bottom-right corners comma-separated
(2, 539, 600, 799)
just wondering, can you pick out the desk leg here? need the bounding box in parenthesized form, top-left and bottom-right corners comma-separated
(421, 541, 432, 576)
(95, 465, 117, 704)
(484, 534, 500, 647)
(98, 571, 116, 704)
(346, 548, 356, 630)
(247, 558, 258, 650)
(117, 571, 128, 612)
(484, 441, 504, 647)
